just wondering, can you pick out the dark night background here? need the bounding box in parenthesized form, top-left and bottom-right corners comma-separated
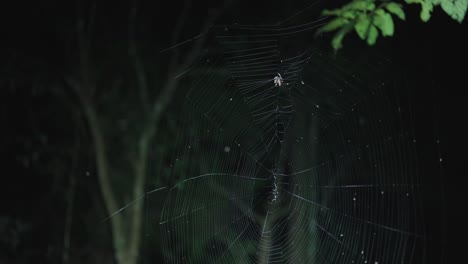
(1, 0, 466, 263)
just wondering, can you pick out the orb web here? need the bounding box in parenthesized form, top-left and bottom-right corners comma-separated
(142, 7, 425, 264)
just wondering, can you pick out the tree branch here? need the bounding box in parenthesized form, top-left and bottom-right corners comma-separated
(128, 3, 150, 112)
(66, 79, 120, 221)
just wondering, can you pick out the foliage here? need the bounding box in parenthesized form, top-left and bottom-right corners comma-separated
(318, 0, 467, 51)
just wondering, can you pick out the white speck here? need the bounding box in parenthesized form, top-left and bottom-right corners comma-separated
(381, 191, 384, 195)
(340, 234, 344, 237)
(229, 98, 232, 101)
(188, 145, 191, 149)
(85, 171, 90, 176)
(406, 193, 410, 197)
(224, 146, 231, 153)
(439, 158, 443, 162)
(301, 81, 304, 84)
(361, 250, 364, 254)
(353, 197, 356, 201)
(436, 140, 440, 144)
(316, 105, 320, 108)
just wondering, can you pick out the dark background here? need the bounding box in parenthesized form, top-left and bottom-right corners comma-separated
(1, 0, 466, 263)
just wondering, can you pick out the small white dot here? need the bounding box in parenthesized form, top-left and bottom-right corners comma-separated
(224, 146, 231, 153)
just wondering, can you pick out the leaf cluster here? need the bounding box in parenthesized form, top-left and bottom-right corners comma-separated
(318, 0, 467, 51)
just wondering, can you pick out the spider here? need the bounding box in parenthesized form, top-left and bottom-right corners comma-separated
(273, 73, 283, 87)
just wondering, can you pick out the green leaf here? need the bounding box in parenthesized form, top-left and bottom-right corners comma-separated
(343, 0, 376, 11)
(405, 0, 435, 22)
(318, 17, 349, 34)
(386, 2, 406, 20)
(342, 10, 358, 19)
(367, 25, 379, 45)
(440, 0, 468, 23)
(373, 9, 395, 37)
(332, 26, 353, 51)
(354, 14, 372, 40)
(420, 1, 434, 22)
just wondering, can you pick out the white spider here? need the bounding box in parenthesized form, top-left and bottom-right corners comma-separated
(273, 73, 283, 87)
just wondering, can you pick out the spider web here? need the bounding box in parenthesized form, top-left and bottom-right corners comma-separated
(140, 5, 426, 264)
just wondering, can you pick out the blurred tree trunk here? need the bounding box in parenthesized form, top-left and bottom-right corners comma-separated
(66, 2, 225, 263)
